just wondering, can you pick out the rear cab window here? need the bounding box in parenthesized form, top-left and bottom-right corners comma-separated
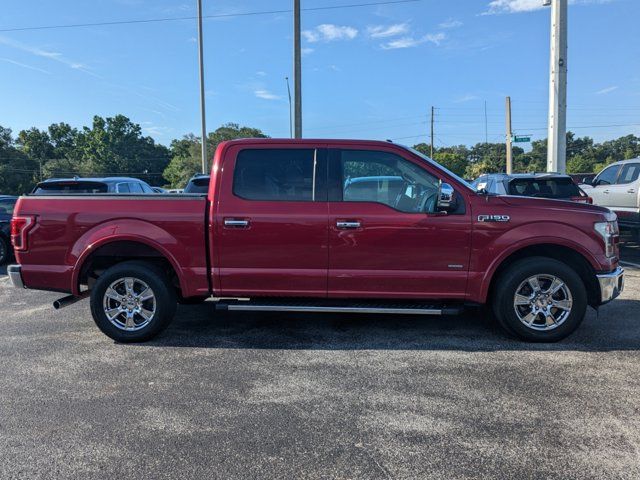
(232, 149, 320, 201)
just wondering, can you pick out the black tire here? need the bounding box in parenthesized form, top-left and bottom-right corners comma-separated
(492, 256, 588, 342)
(90, 261, 177, 343)
(0, 236, 8, 265)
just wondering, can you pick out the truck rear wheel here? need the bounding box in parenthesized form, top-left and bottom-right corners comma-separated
(492, 257, 588, 342)
(90, 261, 177, 343)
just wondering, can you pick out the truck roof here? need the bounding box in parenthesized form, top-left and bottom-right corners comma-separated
(221, 138, 400, 148)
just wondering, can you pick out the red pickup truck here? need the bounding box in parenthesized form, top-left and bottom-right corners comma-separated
(8, 139, 624, 342)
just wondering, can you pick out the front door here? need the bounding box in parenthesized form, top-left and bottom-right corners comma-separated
(327, 147, 471, 300)
(589, 163, 622, 206)
(215, 145, 328, 297)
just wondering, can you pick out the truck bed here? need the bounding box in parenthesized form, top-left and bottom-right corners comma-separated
(13, 194, 210, 297)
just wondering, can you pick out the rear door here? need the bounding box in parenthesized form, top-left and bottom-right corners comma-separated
(609, 162, 640, 223)
(215, 145, 329, 297)
(326, 146, 471, 300)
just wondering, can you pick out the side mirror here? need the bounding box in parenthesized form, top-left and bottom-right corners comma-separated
(437, 182, 456, 210)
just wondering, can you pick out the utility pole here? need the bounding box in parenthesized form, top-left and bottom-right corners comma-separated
(293, 0, 302, 138)
(285, 77, 293, 138)
(196, 0, 208, 173)
(546, 0, 568, 173)
(505, 96, 513, 174)
(430, 106, 435, 158)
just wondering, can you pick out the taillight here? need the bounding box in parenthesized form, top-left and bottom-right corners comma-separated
(11, 216, 35, 251)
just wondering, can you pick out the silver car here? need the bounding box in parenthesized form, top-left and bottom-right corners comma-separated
(581, 158, 640, 233)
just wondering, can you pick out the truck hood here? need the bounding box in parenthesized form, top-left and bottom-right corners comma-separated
(495, 195, 614, 218)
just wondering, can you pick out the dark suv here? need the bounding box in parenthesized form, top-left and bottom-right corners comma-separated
(0, 195, 17, 264)
(32, 177, 155, 195)
(471, 173, 592, 203)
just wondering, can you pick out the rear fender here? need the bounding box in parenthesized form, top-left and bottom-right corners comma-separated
(69, 219, 187, 295)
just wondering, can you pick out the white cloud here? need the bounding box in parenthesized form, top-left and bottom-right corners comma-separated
(483, 0, 613, 15)
(254, 89, 280, 100)
(302, 24, 358, 43)
(455, 94, 480, 103)
(596, 85, 619, 95)
(424, 32, 446, 45)
(380, 32, 446, 50)
(256, 71, 267, 77)
(0, 35, 100, 77)
(367, 23, 409, 38)
(0, 57, 50, 74)
(301, 47, 314, 55)
(439, 19, 463, 29)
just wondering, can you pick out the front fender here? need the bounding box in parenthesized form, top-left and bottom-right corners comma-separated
(69, 219, 188, 296)
(470, 221, 608, 303)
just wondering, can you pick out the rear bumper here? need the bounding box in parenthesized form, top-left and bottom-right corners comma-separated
(596, 267, 624, 304)
(8, 264, 25, 289)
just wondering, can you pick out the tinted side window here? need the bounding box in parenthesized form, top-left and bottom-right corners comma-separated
(233, 149, 316, 201)
(596, 165, 621, 186)
(339, 150, 439, 213)
(141, 183, 154, 193)
(617, 164, 640, 185)
(129, 182, 144, 193)
(0, 199, 16, 215)
(117, 183, 130, 193)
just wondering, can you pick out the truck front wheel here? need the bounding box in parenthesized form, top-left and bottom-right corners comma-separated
(492, 257, 588, 342)
(90, 261, 177, 343)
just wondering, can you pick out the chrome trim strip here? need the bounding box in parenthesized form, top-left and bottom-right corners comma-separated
(596, 267, 624, 304)
(223, 305, 443, 315)
(7, 265, 25, 289)
(22, 194, 206, 200)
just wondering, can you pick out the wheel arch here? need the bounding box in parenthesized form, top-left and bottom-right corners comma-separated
(72, 237, 185, 296)
(485, 243, 601, 307)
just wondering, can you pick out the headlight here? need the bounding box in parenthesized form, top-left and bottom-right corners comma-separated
(594, 220, 619, 258)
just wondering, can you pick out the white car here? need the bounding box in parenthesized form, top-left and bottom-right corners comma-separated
(581, 158, 640, 234)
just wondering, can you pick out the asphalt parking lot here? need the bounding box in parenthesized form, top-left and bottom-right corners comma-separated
(1, 245, 639, 480)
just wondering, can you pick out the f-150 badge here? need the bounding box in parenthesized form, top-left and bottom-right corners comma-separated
(478, 214, 510, 222)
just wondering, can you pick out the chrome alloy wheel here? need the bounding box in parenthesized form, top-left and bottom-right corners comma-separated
(513, 274, 573, 331)
(102, 277, 156, 331)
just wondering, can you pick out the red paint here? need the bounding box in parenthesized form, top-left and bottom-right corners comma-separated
(13, 139, 619, 305)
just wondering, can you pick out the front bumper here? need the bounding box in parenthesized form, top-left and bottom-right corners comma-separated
(8, 264, 25, 289)
(596, 266, 624, 304)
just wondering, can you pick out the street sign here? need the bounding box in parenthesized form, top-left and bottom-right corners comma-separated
(513, 135, 531, 143)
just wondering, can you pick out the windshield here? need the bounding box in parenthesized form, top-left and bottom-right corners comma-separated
(402, 146, 475, 191)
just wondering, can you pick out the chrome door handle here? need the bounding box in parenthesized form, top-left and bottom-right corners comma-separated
(628, 189, 636, 194)
(603, 190, 610, 194)
(224, 219, 250, 228)
(336, 221, 361, 229)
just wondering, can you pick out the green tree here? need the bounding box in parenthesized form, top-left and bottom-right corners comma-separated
(0, 126, 38, 195)
(163, 123, 269, 188)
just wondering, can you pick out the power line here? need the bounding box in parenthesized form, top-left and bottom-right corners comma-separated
(0, 0, 422, 33)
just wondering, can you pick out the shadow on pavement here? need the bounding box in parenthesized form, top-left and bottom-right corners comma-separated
(139, 297, 640, 352)
(0, 265, 6, 276)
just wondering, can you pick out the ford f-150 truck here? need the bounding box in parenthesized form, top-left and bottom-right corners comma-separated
(8, 139, 624, 343)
